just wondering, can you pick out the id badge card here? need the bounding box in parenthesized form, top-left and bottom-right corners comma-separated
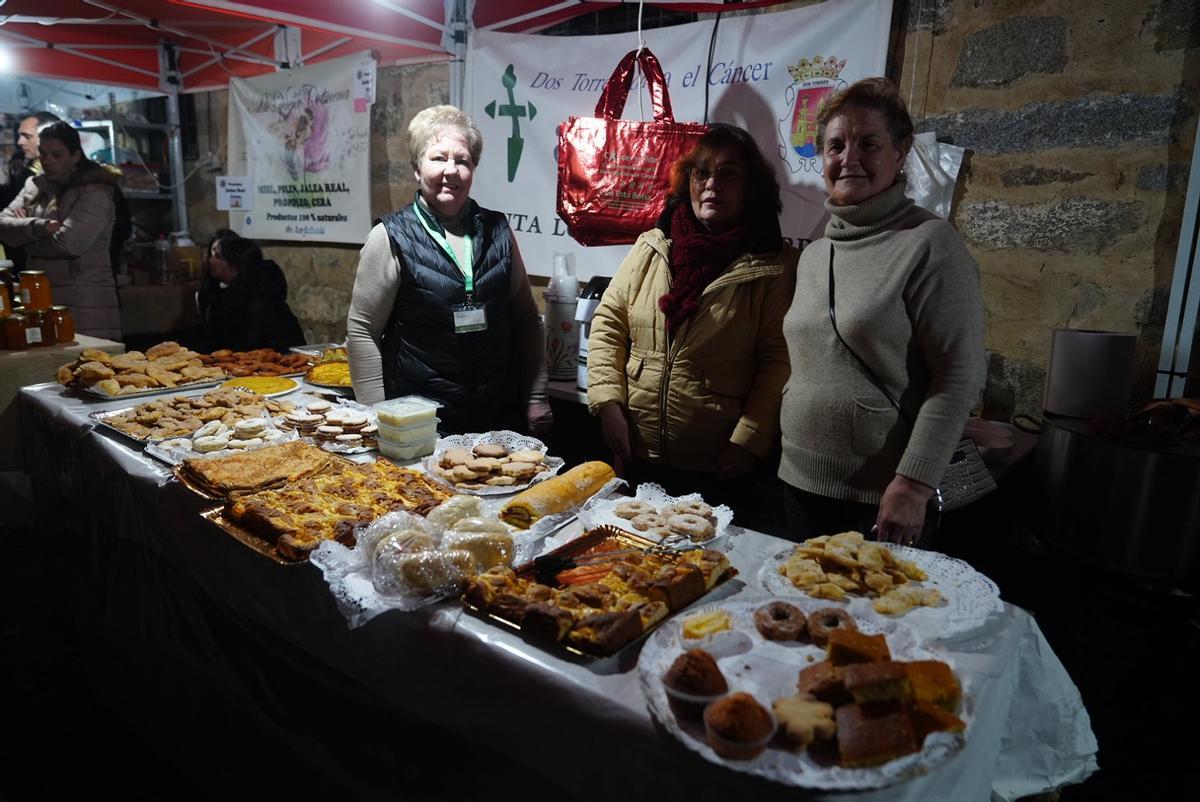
(451, 302, 487, 333)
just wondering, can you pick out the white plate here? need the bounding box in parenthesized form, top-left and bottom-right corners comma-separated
(638, 593, 971, 790)
(422, 431, 564, 496)
(219, 377, 300, 398)
(758, 543, 1003, 641)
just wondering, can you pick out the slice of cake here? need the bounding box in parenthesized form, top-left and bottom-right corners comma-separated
(836, 702, 919, 768)
(842, 660, 913, 705)
(903, 660, 962, 713)
(827, 628, 891, 666)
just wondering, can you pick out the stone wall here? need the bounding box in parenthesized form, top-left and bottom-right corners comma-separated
(181, 0, 1199, 416)
(899, 0, 1200, 417)
(184, 62, 450, 344)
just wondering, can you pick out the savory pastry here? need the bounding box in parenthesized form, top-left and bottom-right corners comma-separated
(180, 441, 333, 494)
(663, 649, 728, 696)
(704, 692, 775, 760)
(807, 607, 857, 647)
(753, 601, 807, 641)
(499, 461, 615, 529)
(777, 532, 933, 611)
(773, 692, 837, 749)
(565, 608, 644, 654)
(835, 702, 919, 768)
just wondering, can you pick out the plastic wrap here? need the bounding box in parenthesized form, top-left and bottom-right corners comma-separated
(578, 482, 735, 547)
(423, 430, 564, 495)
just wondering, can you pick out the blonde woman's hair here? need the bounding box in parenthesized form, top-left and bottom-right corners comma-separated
(407, 105, 483, 170)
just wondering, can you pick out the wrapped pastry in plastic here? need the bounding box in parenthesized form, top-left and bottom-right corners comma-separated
(449, 515, 510, 535)
(442, 529, 514, 571)
(373, 548, 476, 597)
(425, 494, 483, 530)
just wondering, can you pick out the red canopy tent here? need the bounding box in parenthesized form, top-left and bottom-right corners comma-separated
(0, 1, 793, 92)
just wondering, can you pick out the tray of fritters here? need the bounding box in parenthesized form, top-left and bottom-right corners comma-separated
(199, 347, 313, 377)
(462, 525, 737, 657)
(59, 341, 228, 398)
(90, 388, 296, 443)
(211, 458, 452, 562)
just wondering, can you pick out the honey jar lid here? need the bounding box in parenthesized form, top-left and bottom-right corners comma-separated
(19, 269, 45, 276)
(51, 304, 68, 311)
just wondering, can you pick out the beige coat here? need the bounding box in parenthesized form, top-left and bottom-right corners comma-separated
(587, 229, 797, 472)
(0, 165, 120, 340)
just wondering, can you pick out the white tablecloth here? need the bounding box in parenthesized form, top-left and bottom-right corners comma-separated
(18, 381, 1098, 801)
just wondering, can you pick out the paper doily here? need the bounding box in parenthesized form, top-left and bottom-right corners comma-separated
(638, 593, 972, 790)
(758, 544, 1003, 641)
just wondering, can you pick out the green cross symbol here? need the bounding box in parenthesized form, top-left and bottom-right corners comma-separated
(484, 64, 537, 182)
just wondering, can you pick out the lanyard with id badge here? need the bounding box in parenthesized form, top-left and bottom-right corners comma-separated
(416, 206, 487, 333)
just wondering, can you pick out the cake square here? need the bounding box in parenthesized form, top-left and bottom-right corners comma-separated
(836, 702, 919, 768)
(797, 661, 851, 706)
(827, 628, 891, 666)
(907, 700, 966, 743)
(842, 660, 912, 704)
(903, 660, 962, 713)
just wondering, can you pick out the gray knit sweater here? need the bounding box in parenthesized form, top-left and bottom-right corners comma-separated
(778, 181, 985, 503)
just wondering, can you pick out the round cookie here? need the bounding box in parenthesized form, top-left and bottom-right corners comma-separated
(193, 435, 230, 453)
(666, 513, 716, 542)
(473, 443, 508, 459)
(500, 461, 537, 479)
(614, 500, 657, 519)
(305, 400, 331, 414)
(629, 512, 668, 532)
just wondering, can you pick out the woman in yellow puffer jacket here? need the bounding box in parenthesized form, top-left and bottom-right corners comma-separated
(587, 125, 797, 515)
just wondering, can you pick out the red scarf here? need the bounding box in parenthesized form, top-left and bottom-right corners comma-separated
(659, 202, 751, 332)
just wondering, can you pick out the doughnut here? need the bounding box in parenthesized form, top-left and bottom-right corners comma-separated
(663, 500, 716, 523)
(667, 512, 717, 542)
(629, 512, 668, 531)
(614, 500, 657, 519)
(753, 601, 807, 641)
(807, 607, 857, 647)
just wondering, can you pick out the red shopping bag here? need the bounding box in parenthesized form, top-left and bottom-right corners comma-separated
(557, 48, 708, 246)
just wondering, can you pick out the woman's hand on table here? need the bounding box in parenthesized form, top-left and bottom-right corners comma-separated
(874, 474, 934, 547)
(598, 403, 632, 465)
(527, 400, 553, 438)
(715, 442, 755, 480)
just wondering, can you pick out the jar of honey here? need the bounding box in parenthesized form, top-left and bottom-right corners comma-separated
(24, 309, 54, 347)
(49, 305, 75, 344)
(0, 282, 10, 318)
(3, 312, 30, 351)
(19, 270, 53, 311)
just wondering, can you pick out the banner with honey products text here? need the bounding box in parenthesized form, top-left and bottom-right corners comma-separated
(466, 0, 892, 280)
(227, 51, 375, 243)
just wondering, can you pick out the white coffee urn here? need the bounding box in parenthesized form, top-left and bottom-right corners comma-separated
(574, 276, 611, 391)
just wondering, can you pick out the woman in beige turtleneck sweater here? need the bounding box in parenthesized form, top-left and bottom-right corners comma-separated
(779, 79, 985, 547)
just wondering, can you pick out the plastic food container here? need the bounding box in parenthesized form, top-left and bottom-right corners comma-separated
(374, 395, 441, 428)
(377, 434, 438, 462)
(663, 679, 727, 722)
(376, 417, 440, 444)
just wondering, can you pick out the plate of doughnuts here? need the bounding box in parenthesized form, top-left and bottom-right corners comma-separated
(577, 482, 734, 546)
(423, 431, 565, 495)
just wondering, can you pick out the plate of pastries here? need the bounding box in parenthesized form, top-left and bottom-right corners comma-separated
(759, 531, 1003, 640)
(425, 432, 565, 495)
(578, 484, 734, 546)
(200, 348, 312, 377)
(639, 594, 969, 789)
(59, 341, 226, 397)
(91, 388, 296, 442)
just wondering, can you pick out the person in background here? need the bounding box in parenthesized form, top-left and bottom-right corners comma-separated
(586, 125, 797, 520)
(195, 230, 304, 353)
(0, 122, 121, 339)
(7, 111, 64, 271)
(779, 78, 985, 547)
(0, 151, 26, 210)
(346, 104, 550, 436)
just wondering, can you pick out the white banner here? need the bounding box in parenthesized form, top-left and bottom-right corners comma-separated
(227, 51, 374, 243)
(466, 0, 892, 280)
